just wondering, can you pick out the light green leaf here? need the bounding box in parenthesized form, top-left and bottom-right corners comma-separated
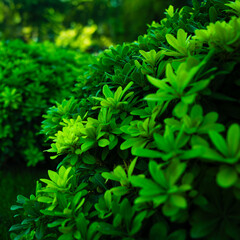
(170, 195, 187, 208)
(128, 157, 138, 178)
(38, 196, 53, 204)
(48, 170, 59, 183)
(98, 139, 110, 147)
(103, 85, 114, 98)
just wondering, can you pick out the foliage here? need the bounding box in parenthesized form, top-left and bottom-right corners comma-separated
(10, 0, 240, 239)
(0, 0, 190, 50)
(0, 40, 93, 166)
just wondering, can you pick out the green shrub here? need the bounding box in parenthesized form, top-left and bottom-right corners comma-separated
(0, 40, 93, 166)
(10, 0, 240, 239)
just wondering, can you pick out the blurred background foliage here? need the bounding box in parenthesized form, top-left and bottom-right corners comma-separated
(0, 0, 191, 52)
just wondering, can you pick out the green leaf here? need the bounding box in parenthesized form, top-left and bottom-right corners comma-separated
(120, 138, 140, 150)
(131, 176, 163, 195)
(130, 211, 147, 235)
(90, 173, 107, 190)
(98, 139, 110, 147)
(128, 157, 137, 178)
(103, 85, 113, 98)
(170, 195, 187, 208)
(168, 229, 186, 240)
(48, 170, 59, 183)
(149, 222, 168, 239)
(48, 219, 64, 228)
(111, 186, 129, 196)
(35, 222, 46, 240)
(216, 166, 238, 188)
(10, 205, 23, 211)
(209, 131, 228, 156)
(149, 161, 168, 188)
(209, 6, 217, 23)
(162, 203, 179, 217)
(82, 153, 96, 165)
(57, 192, 68, 209)
(81, 140, 95, 152)
(173, 101, 188, 118)
(227, 124, 240, 156)
(58, 233, 73, 240)
(37, 196, 53, 204)
(96, 222, 123, 236)
(133, 148, 163, 158)
(9, 224, 28, 232)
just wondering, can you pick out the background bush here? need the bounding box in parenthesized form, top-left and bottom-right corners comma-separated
(0, 39, 93, 166)
(0, 0, 191, 50)
(9, 0, 240, 239)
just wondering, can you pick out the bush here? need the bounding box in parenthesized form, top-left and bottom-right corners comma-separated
(10, 0, 240, 239)
(0, 40, 93, 166)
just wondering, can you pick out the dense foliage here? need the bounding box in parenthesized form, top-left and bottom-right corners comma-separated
(10, 0, 240, 239)
(0, 40, 92, 166)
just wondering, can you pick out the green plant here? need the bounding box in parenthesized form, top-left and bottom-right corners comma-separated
(0, 40, 93, 166)
(10, 0, 240, 239)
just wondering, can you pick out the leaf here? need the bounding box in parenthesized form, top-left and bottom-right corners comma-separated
(130, 176, 163, 195)
(82, 153, 96, 164)
(168, 229, 186, 240)
(120, 138, 139, 150)
(81, 140, 95, 152)
(201, 147, 225, 162)
(149, 222, 168, 239)
(227, 124, 240, 156)
(149, 161, 168, 188)
(216, 166, 238, 188)
(162, 203, 179, 217)
(128, 157, 138, 178)
(48, 219, 64, 228)
(132, 148, 163, 158)
(9, 224, 28, 232)
(35, 221, 46, 240)
(173, 101, 188, 118)
(98, 139, 110, 147)
(170, 195, 187, 208)
(57, 192, 68, 209)
(96, 222, 123, 236)
(130, 211, 147, 235)
(37, 196, 53, 204)
(209, 6, 217, 23)
(58, 233, 73, 240)
(10, 205, 23, 211)
(90, 173, 107, 190)
(103, 85, 113, 98)
(111, 186, 129, 196)
(147, 75, 168, 89)
(209, 131, 228, 156)
(48, 170, 59, 183)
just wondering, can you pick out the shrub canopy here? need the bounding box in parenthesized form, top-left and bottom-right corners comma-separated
(0, 40, 92, 166)
(10, 0, 240, 239)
